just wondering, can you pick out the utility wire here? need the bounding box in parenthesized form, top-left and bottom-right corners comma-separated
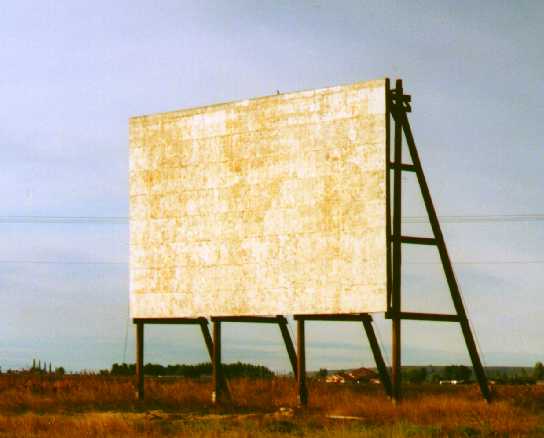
(407, 260, 544, 265)
(0, 260, 127, 265)
(1, 213, 544, 224)
(404, 214, 544, 224)
(0, 260, 543, 266)
(1, 215, 543, 266)
(0, 216, 127, 224)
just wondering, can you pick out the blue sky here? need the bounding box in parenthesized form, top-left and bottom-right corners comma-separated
(1, 0, 543, 372)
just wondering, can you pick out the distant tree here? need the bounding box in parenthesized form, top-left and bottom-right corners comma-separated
(403, 367, 427, 383)
(55, 367, 65, 376)
(317, 368, 328, 378)
(111, 363, 135, 376)
(428, 371, 441, 383)
(224, 362, 274, 378)
(533, 362, 544, 380)
(109, 361, 274, 379)
(442, 365, 472, 381)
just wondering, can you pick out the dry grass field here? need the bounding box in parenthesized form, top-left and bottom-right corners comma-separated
(0, 374, 543, 437)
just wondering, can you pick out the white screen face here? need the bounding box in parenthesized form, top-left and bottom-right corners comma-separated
(129, 79, 387, 317)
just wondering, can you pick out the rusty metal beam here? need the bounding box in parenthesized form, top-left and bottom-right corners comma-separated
(296, 319, 308, 406)
(385, 311, 461, 322)
(277, 317, 298, 378)
(385, 78, 393, 312)
(399, 236, 436, 245)
(388, 162, 416, 172)
(212, 321, 224, 404)
(199, 320, 231, 401)
(133, 317, 207, 325)
(391, 79, 403, 403)
(293, 314, 372, 322)
(392, 97, 491, 403)
(210, 315, 285, 323)
(362, 319, 392, 397)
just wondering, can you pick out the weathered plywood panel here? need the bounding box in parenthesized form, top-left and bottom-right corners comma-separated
(129, 79, 387, 317)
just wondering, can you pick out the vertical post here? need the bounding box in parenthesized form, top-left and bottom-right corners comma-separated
(212, 321, 222, 404)
(277, 316, 298, 378)
(362, 317, 392, 397)
(201, 319, 231, 401)
(391, 79, 403, 403)
(136, 321, 144, 401)
(385, 78, 392, 311)
(400, 112, 491, 401)
(296, 319, 308, 406)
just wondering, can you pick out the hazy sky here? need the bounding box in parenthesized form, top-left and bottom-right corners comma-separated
(1, 1, 543, 372)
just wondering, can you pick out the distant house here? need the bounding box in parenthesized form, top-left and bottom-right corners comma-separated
(326, 367, 379, 384)
(439, 379, 464, 385)
(326, 373, 348, 384)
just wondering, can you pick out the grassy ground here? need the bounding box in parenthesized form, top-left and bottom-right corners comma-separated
(0, 374, 543, 437)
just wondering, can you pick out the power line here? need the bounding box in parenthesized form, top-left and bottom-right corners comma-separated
(1, 213, 544, 224)
(0, 260, 127, 265)
(408, 260, 544, 265)
(0, 259, 543, 266)
(404, 214, 544, 223)
(0, 216, 127, 224)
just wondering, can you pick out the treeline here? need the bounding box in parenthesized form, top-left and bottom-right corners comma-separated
(108, 361, 274, 379)
(487, 362, 544, 384)
(401, 362, 544, 384)
(402, 365, 472, 383)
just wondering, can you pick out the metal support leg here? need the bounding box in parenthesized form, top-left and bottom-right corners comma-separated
(391, 319, 401, 403)
(460, 319, 491, 401)
(212, 321, 223, 404)
(362, 318, 392, 397)
(200, 320, 231, 401)
(277, 316, 298, 378)
(296, 319, 308, 406)
(391, 79, 403, 404)
(398, 105, 491, 402)
(136, 321, 144, 401)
